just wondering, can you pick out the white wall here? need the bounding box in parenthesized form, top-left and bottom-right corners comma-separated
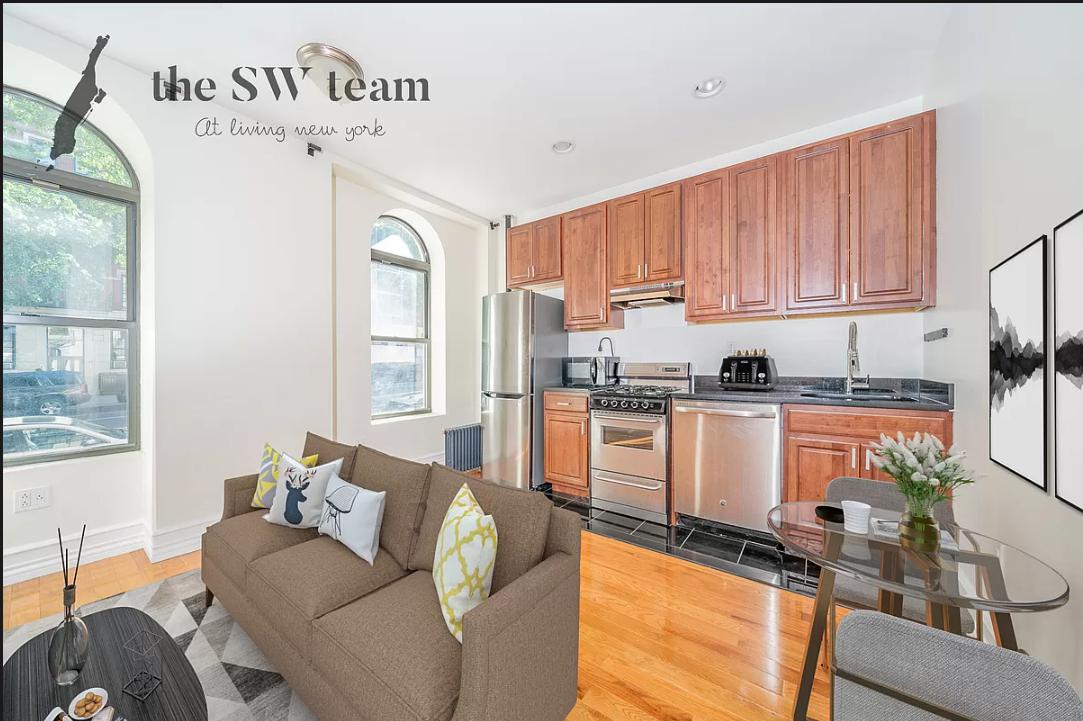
(923, 4, 1083, 688)
(566, 304, 923, 378)
(333, 173, 486, 460)
(2, 15, 488, 581)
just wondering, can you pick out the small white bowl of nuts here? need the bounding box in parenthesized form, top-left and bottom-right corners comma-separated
(68, 688, 108, 719)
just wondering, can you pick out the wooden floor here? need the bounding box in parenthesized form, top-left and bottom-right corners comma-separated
(3, 534, 829, 720)
(3, 549, 201, 630)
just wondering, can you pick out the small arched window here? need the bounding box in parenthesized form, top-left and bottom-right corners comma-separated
(3, 87, 139, 464)
(370, 215, 430, 418)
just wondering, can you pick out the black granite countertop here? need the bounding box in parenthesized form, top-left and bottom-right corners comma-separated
(672, 376, 954, 411)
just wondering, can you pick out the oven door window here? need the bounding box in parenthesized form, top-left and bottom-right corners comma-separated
(600, 424, 654, 451)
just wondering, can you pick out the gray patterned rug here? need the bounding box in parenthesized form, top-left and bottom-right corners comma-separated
(2, 570, 314, 721)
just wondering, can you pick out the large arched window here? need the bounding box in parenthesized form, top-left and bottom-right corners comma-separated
(370, 215, 430, 418)
(3, 87, 139, 464)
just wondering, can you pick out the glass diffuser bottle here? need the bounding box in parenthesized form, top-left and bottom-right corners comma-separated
(47, 584, 90, 685)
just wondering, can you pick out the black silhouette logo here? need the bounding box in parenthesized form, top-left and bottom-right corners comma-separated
(48, 34, 109, 171)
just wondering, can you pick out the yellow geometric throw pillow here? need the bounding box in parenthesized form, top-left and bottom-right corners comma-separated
(251, 443, 318, 509)
(433, 483, 498, 642)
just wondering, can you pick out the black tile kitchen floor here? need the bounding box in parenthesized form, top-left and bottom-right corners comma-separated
(544, 491, 821, 596)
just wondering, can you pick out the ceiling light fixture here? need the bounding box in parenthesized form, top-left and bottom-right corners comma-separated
(694, 77, 726, 99)
(296, 43, 364, 101)
(552, 140, 575, 154)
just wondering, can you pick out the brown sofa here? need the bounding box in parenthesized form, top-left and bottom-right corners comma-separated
(201, 433, 581, 721)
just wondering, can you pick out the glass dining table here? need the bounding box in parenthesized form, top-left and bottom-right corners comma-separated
(767, 501, 1070, 721)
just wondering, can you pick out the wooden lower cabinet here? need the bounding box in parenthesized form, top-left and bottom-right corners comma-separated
(782, 404, 953, 502)
(543, 392, 590, 497)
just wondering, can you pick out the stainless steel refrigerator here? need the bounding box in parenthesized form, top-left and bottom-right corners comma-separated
(481, 290, 567, 490)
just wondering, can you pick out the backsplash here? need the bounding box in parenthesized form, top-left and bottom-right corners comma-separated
(564, 303, 925, 378)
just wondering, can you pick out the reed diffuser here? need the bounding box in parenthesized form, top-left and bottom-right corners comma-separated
(47, 524, 90, 685)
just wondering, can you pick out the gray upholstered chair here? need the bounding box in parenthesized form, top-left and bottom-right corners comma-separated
(825, 476, 974, 634)
(834, 611, 1083, 721)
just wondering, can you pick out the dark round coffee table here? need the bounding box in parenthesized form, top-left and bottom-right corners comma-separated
(2, 606, 207, 720)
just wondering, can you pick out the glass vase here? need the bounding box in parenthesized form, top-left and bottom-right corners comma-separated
(47, 584, 89, 686)
(899, 498, 940, 553)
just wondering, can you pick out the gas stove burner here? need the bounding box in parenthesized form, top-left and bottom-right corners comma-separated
(593, 384, 677, 398)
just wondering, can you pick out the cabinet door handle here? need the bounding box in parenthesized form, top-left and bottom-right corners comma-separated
(731, 293, 736, 310)
(841, 283, 848, 304)
(580, 422, 586, 436)
(851, 447, 857, 469)
(644, 262, 649, 276)
(637, 264, 642, 279)
(865, 449, 872, 472)
(722, 294, 728, 312)
(599, 306, 605, 321)
(556, 401, 572, 407)
(853, 281, 858, 301)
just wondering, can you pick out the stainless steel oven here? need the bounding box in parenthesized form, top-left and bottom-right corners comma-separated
(590, 409, 669, 524)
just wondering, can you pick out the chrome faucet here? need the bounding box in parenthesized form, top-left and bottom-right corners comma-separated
(597, 336, 615, 356)
(846, 321, 870, 394)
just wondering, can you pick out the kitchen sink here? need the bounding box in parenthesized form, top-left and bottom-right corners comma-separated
(800, 390, 918, 403)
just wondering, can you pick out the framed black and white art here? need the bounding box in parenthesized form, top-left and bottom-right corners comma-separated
(1054, 209, 1082, 512)
(989, 236, 1047, 490)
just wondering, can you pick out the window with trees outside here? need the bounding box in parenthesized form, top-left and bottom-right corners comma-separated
(371, 215, 430, 418)
(3, 87, 138, 464)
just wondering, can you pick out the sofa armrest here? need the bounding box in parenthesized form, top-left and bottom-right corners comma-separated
(221, 474, 260, 521)
(453, 550, 580, 721)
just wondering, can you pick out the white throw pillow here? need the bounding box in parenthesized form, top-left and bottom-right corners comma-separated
(318, 475, 386, 565)
(266, 454, 343, 528)
(433, 484, 498, 642)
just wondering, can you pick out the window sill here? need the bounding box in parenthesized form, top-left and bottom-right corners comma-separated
(3, 443, 142, 470)
(371, 411, 445, 426)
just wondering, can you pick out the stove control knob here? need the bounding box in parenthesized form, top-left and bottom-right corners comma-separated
(758, 372, 766, 379)
(722, 371, 731, 379)
(620, 400, 629, 409)
(630, 401, 639, 409)
(599, 399, 607, 407)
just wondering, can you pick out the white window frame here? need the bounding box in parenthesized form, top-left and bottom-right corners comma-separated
(370, 215, 431, 419)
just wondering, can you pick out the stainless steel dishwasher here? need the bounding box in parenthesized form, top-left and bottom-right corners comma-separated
(671, 399, 781, 531)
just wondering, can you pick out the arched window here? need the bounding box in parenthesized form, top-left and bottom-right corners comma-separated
(370, 215, 430, 418)
(3, 87, 139, 464)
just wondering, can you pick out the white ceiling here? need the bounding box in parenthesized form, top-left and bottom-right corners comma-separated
(4, 4, 952, 219)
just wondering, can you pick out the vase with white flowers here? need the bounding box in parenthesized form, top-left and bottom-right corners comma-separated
(870, 432, 975, 551)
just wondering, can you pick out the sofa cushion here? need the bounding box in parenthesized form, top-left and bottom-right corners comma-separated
(248, 536, 407, 656)
(409, 464, 552, 592)
(351, 444, 431, 568)
(203, 511, 318, 592)
(312, 571, 462, 721)
(302, 431, 359, 478)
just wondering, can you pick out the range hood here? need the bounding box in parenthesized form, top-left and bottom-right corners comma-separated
(609, 281, 685, 309)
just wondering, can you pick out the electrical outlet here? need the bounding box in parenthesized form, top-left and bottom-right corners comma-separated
(14, 489, 33, 513)
(31, 486, 51, 509)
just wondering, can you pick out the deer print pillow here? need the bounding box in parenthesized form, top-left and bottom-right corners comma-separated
(265, 454, 344, 528)
(318, 475, 387, 564)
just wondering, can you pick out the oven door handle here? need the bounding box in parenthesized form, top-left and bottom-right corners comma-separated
(593, 473, 664, 492)
(592, 412, 665, 425)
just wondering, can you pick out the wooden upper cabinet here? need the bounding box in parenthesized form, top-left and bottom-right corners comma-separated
(728, 156, 779, 315)
(683, 170, 728, 319)
(608, 193, 646, 287)
(849, 113, 931, 306)
(532, 215, 562, 282)
(563, 203, 620, 329)
(608, 182, 682, 288)
(645, 183, 682, 282)
(506, 216, 562, 287)
(506, 223, 533, 287)
(784, 137, 850, 311)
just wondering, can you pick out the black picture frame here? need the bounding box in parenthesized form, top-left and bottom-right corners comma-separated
(988, 234, 1047, 491)
(1053, 209, 1083, 513)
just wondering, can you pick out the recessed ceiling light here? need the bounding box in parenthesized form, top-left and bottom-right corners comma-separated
(694, 77, 726, 99)
(296, 43, 364, 101)
(552, 140, 575, 154)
